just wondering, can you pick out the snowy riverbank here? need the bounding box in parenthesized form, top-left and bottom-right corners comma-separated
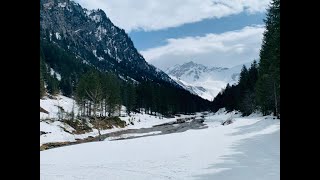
(40, 110, 280, 180)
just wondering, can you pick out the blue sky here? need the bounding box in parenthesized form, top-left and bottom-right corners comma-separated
(75, 0, 270, 70)
(129, 12, 266, 51)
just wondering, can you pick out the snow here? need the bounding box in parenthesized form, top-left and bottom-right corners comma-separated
(92, 50, 104, 61)
(90, 14, 101, 23)
(41, 110, 279, 180)
(116, 56, 122, 63)
(66, 6, 72, 12)
(106, 131, 162, 141)
(120, 112, 178, 129)
(40, 121, 76, 145)
(50, 68, 61, 81)
(43, 2, 53, 9)
(92, 50, 97, 57)
(84, 9, 92, 17)
(55, 32, 61, 40)
(40, 95, 180, 145)
(118, 75, 127, 82)
(58, 2, 66, 8)
(49, 32, 52, 41)
(155, 67, 162, 73)
(127, 76, 139, 84)
(40, 118, 134, 146)
(40, 95, 77, 120)
(82, 60, 89, 65)
(170, 75, 225, 101)
(40, 119, 135, 146)
(166, 62, 252, 100)
(95, 26, 107, 41)
(104, 49, 111, 56)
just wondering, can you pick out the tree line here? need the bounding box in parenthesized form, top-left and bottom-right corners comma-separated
(212, 61, 259, 116)
(212, 0, 280, 118)
(40, 38, 212, 117)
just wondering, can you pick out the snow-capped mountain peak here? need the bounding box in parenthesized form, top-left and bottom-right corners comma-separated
(166, 61, 207, 81)
(166, 61, 252, 101)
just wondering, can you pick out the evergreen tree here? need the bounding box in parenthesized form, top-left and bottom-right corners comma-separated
(106, 73, 121, 117)
(47, 75, 59, 95)
(240, 90, 256, 116)
(256, 0, 280, 117)
(75, 73, 88, 116)
(60, 77, 73, 97)
(212, 61, 259, 116)
(126, 83, 137, 116)
(238, 62, 259, 115)
(248, 60, 258, 91)
(256, 73, 274, 115)
(40, 56, 47, 98)
(40, 70, 46, 98)
(238, 65, 249, 91)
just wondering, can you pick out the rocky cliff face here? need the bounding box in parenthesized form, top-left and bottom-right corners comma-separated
(40, 0, 180, 87)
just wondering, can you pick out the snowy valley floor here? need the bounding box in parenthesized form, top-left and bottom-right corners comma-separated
(40, 111, 280, 180)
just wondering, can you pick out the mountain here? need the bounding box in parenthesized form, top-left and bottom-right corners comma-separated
(165, 61, 252, 101)
(40, 0, 179, 87)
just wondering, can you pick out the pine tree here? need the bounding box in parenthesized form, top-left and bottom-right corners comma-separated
(256, 0, 280, 117)
(61, 77, 73, 97)
(40, 70, 46, 98)
(75, 73, 87, 116)
(238, 65, 249, 89)
(239, 61, 259, 115)
(40, 54, 46, 98)
(105, 73, 121, 117)
(126, 83, 137, 116)
(47, 75, 59, 95)
(248, 60, 258, 89)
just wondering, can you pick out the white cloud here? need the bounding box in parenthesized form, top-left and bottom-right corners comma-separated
(140, 25, 265, 70)
(74, 0, 270, 32)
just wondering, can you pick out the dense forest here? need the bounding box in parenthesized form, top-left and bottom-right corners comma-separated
(212, 0, 280, 118)
(40, 39, 211, 117)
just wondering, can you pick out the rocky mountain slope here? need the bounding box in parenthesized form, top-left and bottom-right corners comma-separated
(166, 61, 252, 100)
(40, 0, 179, 87)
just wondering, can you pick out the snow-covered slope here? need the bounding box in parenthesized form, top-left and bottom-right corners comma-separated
(40, 95, 78, 120)
(166, 61, 252, 100)
(40, 110, 182, 146)
(40, 110, 280, 180)
(40, 95, 195, 145)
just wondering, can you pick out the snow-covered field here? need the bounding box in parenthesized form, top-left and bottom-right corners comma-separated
(40, 110, 280, 180)
(40, 112, 180, 146)
(40, 95, 192, 145)
(40, 95, 78, 120)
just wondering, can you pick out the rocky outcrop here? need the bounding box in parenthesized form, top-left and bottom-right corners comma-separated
(40, 0, 180, 87)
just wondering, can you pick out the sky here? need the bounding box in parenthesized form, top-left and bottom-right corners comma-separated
(74, 0, 270, 70)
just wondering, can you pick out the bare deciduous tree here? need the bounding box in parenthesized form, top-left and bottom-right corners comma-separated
(85, 85, 103, 141)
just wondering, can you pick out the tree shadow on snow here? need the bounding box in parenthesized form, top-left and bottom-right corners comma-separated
(193, 127, 280, 180)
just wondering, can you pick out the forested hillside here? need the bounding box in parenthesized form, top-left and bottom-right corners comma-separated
(40, 39, 211, 116)
(212, 0, 280, 118)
